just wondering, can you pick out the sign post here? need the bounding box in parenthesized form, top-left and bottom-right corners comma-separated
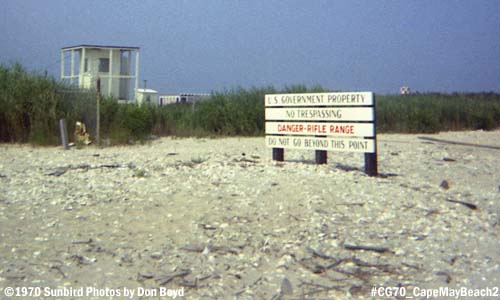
(364, 96, 377, 176)
(265, 92, 377, 176)
(59, 118, 69, 150)
(315, 149, 327, 164)
(273, 148, 284, 162)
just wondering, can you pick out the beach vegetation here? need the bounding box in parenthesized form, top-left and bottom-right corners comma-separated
(1, 63, 499, 145)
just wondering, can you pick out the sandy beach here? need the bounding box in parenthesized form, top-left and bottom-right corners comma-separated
(0, 130, 499, 299)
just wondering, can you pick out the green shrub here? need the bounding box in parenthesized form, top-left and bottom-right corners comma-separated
(120, 104, 153, 140)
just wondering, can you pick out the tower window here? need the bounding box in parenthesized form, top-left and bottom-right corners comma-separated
(99, 58, 109, 72)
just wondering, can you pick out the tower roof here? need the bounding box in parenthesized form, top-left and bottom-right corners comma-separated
(61, 44, 140, 51)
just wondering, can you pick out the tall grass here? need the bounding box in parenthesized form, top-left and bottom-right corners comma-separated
(0, 63, 53, 144)
(377, 93, 500, 133)
(1, 63, 499, 146)
(0, 63, 102, 144)
(148, 85, 326, 137)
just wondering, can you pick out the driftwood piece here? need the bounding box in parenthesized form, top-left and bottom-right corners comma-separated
(234, 276, 263, 297)
(288, 213, 304, 221)
(349, 258, 394, 272)
(337, 202, 365, 207)
(68, 254, 95, 266)
(402, 262, 421, 270)
(50, 265, 66, 278)
(97, 163, 121, 168)
(299, 279, 347, 296)
(47, 168, 68, 176)
(418, 136, 500, 150)
(1, 274, 26, 280)
(137, 272, 155, 281)
(46, 164, 123, 176)
(71, 238, 93, 244)
(446, 198, 477, 210)
(157, 269, 191, 286)
(179, 244, 205, 252)
(343, 244, 390, 253)
(307, 247, 333, 259)
(238, 157, 259, 164)
(179, 244, 241, 255)
(199, 223, 217, 230)
(179, 278, 199, 288)
(298, 255, 397, 283)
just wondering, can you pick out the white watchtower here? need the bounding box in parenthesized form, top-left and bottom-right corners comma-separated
(60, 44, 140, 102)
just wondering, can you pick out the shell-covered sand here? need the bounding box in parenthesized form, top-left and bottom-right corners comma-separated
(0, 130, 499, 299)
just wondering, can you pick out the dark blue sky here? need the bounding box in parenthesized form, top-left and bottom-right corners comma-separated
(1, 0, 499, 94)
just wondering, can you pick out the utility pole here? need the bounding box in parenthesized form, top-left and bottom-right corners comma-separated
(96, 78, 101, 145)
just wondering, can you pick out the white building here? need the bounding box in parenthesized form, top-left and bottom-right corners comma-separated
(400, 86, 411, 95)
(60, 44, 140, 102)
(159, 93, 210, 106)
(136, 88, 159, 106)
